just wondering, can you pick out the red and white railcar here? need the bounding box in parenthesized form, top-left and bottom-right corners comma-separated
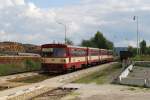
(107, 50, 113, 62)
(41, 44, 113, 73)
(41, 44, 87, 73)
(87, 48, 100, 65)
(100, 49, 109, 62)
(68, 45, 87, 69)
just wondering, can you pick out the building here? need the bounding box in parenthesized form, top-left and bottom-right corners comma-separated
(114, 47, 128, 56)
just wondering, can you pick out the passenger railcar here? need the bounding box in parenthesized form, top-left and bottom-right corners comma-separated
(88, 48, 100, 65)
(41, 44, 113, 73)
(100, 49, 109, 62)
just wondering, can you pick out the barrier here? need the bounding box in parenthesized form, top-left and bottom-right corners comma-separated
(119, 64, 133, 81)
(120, 78, 145, 86)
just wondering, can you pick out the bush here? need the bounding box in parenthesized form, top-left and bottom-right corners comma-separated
(0, 59, 41, 76)
(25, 59, 41, 71)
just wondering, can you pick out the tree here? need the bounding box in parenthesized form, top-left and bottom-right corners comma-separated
(128, 46, 137, 56)
(140, 40, 147, 55)
(93, 31, 107, 49)
(81, 31, 114, 49)
(66, 38, 74, 45)
(106, 40, 114, 49)
(147, 47, 150, 55)
(81, 40, 93, 47)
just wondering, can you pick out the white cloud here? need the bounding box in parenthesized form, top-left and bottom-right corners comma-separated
(12, 0, 25, 5)
(0, 0, 13, 8)
(0, 0, 150, 47)
(0, 0, 25, 9)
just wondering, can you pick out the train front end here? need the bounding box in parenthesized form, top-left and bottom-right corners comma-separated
(41, 44, 68, 73)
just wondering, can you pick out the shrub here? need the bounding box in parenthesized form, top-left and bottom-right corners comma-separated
(0, 59, 41, 76)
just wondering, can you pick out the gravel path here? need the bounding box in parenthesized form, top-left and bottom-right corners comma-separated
(62, 84, 150, 100)
(0, 63, 116, 100)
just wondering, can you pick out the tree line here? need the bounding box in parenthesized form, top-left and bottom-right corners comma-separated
(128, 40, 150, 55)
(81, 31, 114, 49)
(66, 31, 114, 50)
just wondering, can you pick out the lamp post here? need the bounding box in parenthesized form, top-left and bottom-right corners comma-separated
(57, 22, 67, 44)
(133, 16, 139, 55)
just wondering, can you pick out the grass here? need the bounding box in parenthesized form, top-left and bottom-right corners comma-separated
(133, 55, 150, 61)
(9, 74, 53, 83)
(133, 55, 150, 67)
(67, 92, 80, 100)
(135, 63, 150, 68)
(69, 92, 80, 96)
(74, 63, 122, 84)
(0, 60, 41, 76)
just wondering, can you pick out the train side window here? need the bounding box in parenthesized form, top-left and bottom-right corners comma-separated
(70, 49, 86, 57)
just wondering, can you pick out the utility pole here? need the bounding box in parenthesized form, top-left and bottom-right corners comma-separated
(133, 16, 139, 55)
(57, 22, 67, 44)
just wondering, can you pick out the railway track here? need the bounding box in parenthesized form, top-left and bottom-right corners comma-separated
(0, 62, 116, 100)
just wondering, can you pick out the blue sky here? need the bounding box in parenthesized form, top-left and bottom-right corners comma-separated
(26, 0, 80, 8)
(0, 0, 150, 47)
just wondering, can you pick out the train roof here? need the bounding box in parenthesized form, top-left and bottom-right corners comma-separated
(41, 44, 87, 49)
(41, 44, 67, 48)
(41, 44, 109, 51)
(100, 49, 108, 51)
(68, 45, 87, 49)
(88, 47, 99, 50)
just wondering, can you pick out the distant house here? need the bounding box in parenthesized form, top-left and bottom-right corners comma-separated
(114, 47, 128, 56)
(0, 41, 41, 55)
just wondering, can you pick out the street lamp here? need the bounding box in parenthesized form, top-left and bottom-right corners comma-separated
(133, 16, 139, 55)
(57, 22, 67, 44)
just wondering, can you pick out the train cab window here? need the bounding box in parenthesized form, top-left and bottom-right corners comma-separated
(42, 48, 66, 57)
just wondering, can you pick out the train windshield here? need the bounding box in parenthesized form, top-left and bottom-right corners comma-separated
(42, 48, 66, 57)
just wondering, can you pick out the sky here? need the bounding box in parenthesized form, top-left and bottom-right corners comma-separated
(0, 0, 150, 47)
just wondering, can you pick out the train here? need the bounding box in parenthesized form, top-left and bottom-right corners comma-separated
(41, 44, 114, 73)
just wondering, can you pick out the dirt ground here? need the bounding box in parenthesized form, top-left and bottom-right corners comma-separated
(63, 65, 150, 100)
(61, 84, 150, 100)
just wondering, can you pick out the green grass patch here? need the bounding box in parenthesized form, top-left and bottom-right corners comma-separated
(134, 63, 150, 68)
(69, 92, 80, 96)
(25, 59, 41, 71)
(0, 60, 41, 76)
(133, 55, 150, 61)
(133, 55, 150, 67)
(74, 63, 122, 84)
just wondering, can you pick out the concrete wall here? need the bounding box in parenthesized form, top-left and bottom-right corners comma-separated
(120, 78, 145, 87)
(119, 64, 133, 81)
